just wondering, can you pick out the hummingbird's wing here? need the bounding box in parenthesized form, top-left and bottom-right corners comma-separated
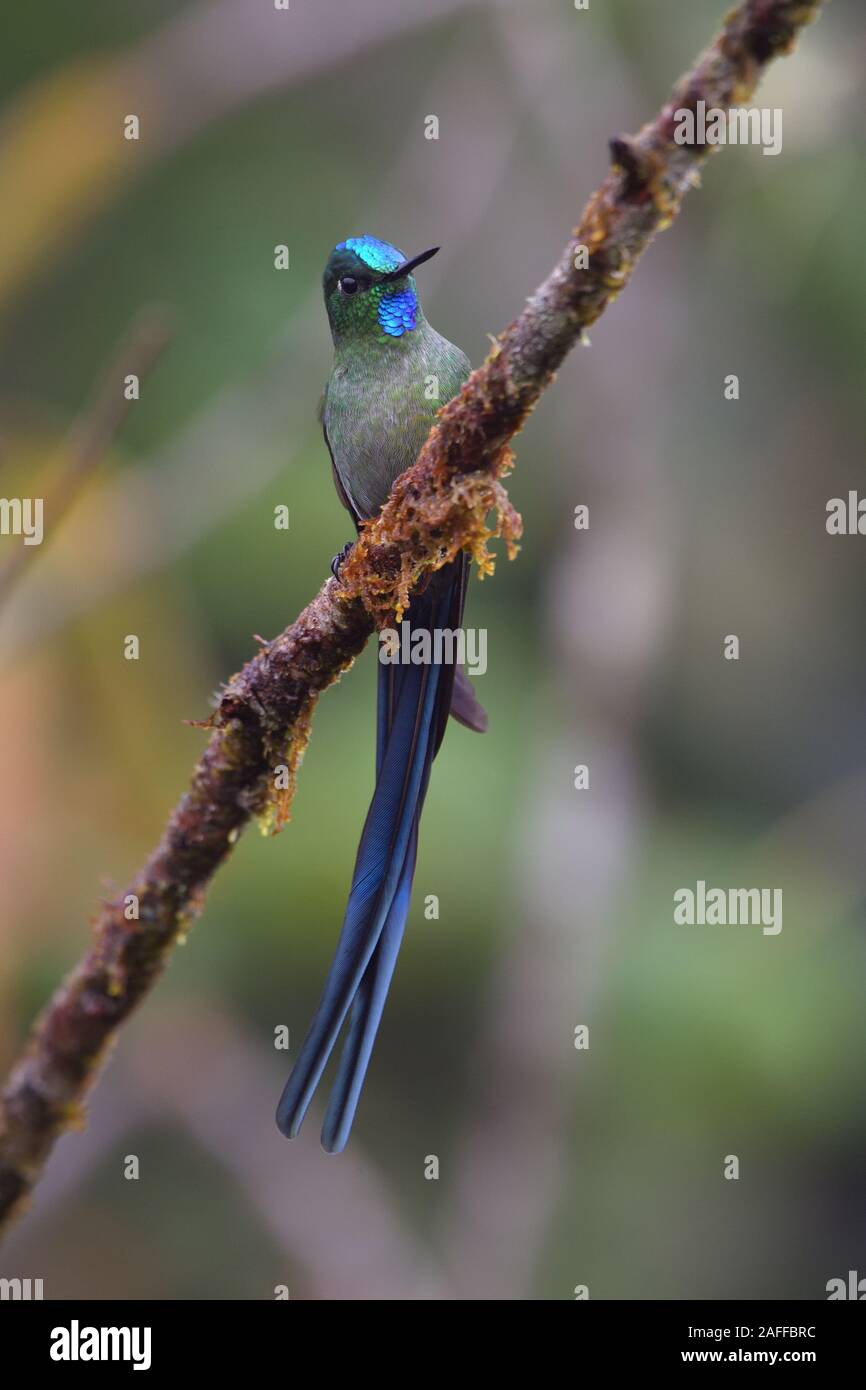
(439, 550, 488, 735)
(322, 392, 362, 526)
(450, 666, 488, 732)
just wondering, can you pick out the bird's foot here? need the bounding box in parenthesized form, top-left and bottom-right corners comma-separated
(330, 541, 354, 581)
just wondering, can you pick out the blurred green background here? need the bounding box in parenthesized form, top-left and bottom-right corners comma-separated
(1, 0, 864, 1300)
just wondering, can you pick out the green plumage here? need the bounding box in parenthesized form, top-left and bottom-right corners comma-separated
(321, 239, 470, 521)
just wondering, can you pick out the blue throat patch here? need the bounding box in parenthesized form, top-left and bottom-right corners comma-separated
(337, 235, 419, 338)
(377, 286, 418, 337)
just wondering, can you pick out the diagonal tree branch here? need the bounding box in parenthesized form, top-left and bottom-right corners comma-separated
(0, 0, 823, 1236)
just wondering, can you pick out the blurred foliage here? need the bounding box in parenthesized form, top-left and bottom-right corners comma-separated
(0, 0, 863, 1299)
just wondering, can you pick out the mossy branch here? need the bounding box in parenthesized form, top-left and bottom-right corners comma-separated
(0, 0, 823, 1236)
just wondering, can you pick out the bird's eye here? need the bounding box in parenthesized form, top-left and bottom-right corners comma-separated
(339, 276, 359, 295)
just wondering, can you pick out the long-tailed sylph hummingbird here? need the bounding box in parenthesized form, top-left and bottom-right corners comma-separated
(276, 235, 486, 1153)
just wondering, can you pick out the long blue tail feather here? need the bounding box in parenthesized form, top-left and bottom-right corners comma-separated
(321, 824, 418, 1153)
(276, 663, 439, 1137)
(276, 571, 459, 1145)
(321, 646, 435, 1152)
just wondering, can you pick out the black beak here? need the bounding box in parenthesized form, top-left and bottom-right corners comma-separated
(379, 246, 439, 285)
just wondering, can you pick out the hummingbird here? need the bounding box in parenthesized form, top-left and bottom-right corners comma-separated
(276, 235, 486, 1153)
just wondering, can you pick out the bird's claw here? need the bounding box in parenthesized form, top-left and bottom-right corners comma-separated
(330, 541, 353, 580)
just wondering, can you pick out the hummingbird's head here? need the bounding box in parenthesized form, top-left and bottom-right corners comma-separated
(323, 236, 438, 345)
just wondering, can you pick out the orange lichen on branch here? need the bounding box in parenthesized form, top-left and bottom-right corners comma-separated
(258, 689, 318, 835)
(338, 398, 523, 626)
